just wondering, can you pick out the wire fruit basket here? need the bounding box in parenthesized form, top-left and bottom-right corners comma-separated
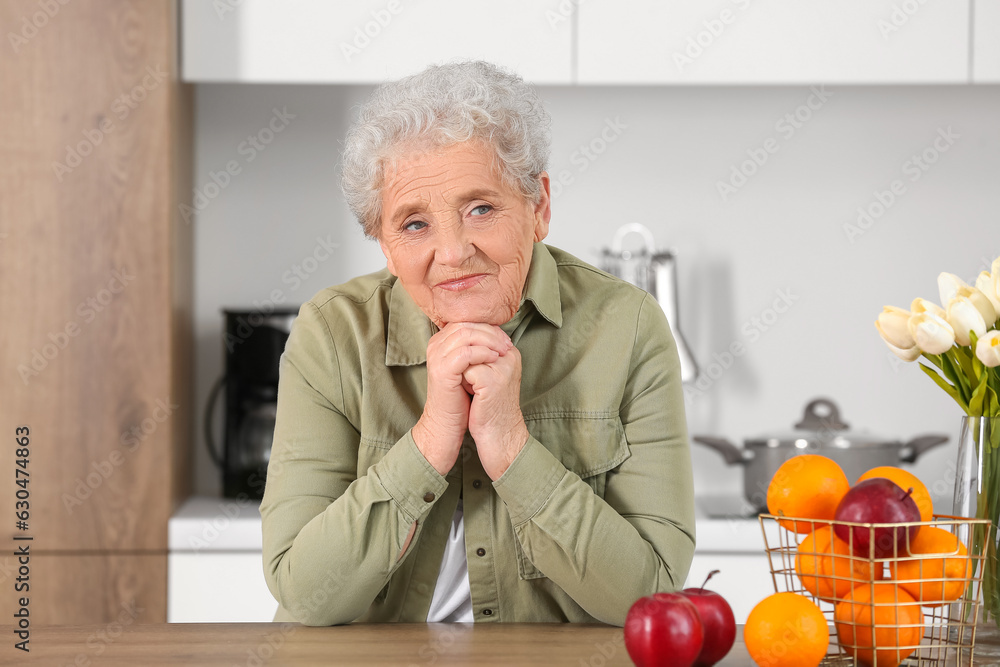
(759, 513, 993, 666)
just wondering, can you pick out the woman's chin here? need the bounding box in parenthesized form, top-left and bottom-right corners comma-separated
(432, 303, 517, 328)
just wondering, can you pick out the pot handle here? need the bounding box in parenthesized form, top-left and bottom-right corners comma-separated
(795, 398, 849, 431)
(692, 436, 753, 465)
(898, 434, 949, 463)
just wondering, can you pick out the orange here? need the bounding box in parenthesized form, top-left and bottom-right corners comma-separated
(857, 466, 934, 523)
(888, 525, 971, 606)
(744, 592, 829, 667)
(834, 583, 924, 667)
(796, 526, 881, 602)
(767, 455, 851, 534)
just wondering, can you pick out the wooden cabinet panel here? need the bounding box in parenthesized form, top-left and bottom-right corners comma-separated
(0, 0, 192, 626)
(181, 0, 573, 84)
(578, 0, 970, 84)
(0, 553, 166, 626)
(0, 0, 192, 552)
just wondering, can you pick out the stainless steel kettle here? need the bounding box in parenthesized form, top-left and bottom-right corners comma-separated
(600, 223, 698, 382)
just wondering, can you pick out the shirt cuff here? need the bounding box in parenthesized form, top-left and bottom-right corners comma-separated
(374, 429, 450, 522)
(492, 435, 568, 526)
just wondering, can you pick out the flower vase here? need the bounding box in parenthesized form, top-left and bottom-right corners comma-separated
(952, 416, 1000, 627)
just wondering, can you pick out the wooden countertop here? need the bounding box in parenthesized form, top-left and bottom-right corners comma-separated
(7, 622, 1000, 666)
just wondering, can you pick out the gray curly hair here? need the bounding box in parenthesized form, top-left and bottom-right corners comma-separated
(341, 60, 551, 238)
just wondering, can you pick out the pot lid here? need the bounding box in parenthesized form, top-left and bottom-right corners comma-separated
(745, 398, 898, 450)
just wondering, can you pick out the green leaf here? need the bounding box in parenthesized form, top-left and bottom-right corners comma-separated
(970, 367, 989, 415)
(952, 346, 976, 385)
(988, 373, 1000, 417)
(942, 353, 972, 405)
(923, 352, 944, 370)
(919, 363, 968, 412)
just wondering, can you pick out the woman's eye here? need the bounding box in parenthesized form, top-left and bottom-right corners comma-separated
(403, 220, 427, 232)
(470, 204, 492, 216)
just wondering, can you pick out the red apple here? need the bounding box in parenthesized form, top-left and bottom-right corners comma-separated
(833, 477, 922, 558)
(624, 592, 704, 667)
(680, 571, 736, 667)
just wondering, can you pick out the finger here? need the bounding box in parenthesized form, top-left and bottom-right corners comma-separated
(439, 345, 501, 376)
(434, 322, 512, 354)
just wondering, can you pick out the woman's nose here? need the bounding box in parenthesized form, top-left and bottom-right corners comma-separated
(434, 223, 476, 267)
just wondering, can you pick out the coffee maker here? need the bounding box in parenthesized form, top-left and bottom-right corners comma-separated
(205, 308, 298, 498)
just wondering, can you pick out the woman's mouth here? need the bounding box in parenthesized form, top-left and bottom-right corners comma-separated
(435, 273, 487, 291)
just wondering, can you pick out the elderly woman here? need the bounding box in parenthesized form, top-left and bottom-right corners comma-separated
(260, 60, 695, 627)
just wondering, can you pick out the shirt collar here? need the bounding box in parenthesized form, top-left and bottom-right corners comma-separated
(385, 242, 563, 367)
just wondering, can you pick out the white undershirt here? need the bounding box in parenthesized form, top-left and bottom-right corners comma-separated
(425, 498, 474, 622)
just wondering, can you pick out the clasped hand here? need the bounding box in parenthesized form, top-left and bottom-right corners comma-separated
(412, 322, 529, 481)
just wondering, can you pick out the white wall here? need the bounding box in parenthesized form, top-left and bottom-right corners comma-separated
(191, 83, 1000, 508)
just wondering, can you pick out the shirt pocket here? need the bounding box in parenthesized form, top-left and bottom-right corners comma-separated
(514, 413, 631, 580)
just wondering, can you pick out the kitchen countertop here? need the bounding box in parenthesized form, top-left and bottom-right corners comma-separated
(13, 622, 1000, 665)
(169, 495, 775, 553)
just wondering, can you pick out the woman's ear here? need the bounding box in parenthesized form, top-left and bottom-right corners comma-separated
(532, 172, 551, 242)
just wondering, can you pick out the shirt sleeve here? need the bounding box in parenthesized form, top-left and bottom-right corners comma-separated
(492, 293, 696, 626)
(259, 301, 448, 626)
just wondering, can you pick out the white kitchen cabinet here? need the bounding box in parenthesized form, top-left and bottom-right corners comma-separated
(169, 552, 278, 622)
(181, 0, 573, 84)
(577, 0, 971, 84)
(684, 554, 774, 624)
(168, 496, 277, 622)
(973, 0, 1000, 82)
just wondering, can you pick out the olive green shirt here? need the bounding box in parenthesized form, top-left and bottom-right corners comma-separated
(260, 243, 695, 627)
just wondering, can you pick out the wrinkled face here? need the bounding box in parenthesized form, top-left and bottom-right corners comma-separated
(377, 141, 550, 328)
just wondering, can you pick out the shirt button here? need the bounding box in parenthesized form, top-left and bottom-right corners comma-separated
(472, 479, 482, 489)
(482, 609, 493, 616)
(476, 548, 486, 557)
(423, 492, 435, 503)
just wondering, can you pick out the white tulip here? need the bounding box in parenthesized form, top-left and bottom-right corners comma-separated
(938, 272, 971, 307)
(976, 330, 1000, 368)
(885, 338, 922, 362)
(911, 297, 947, 320)
(975, 271, 1000, 318)
(876, 306, 916, 350)
(908, 311, 956, 354)
(957, 285, 996, 328)
(947, 296, 988, 346)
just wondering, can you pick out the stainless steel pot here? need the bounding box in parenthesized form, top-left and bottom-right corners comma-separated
(693, 398, 948, 512)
